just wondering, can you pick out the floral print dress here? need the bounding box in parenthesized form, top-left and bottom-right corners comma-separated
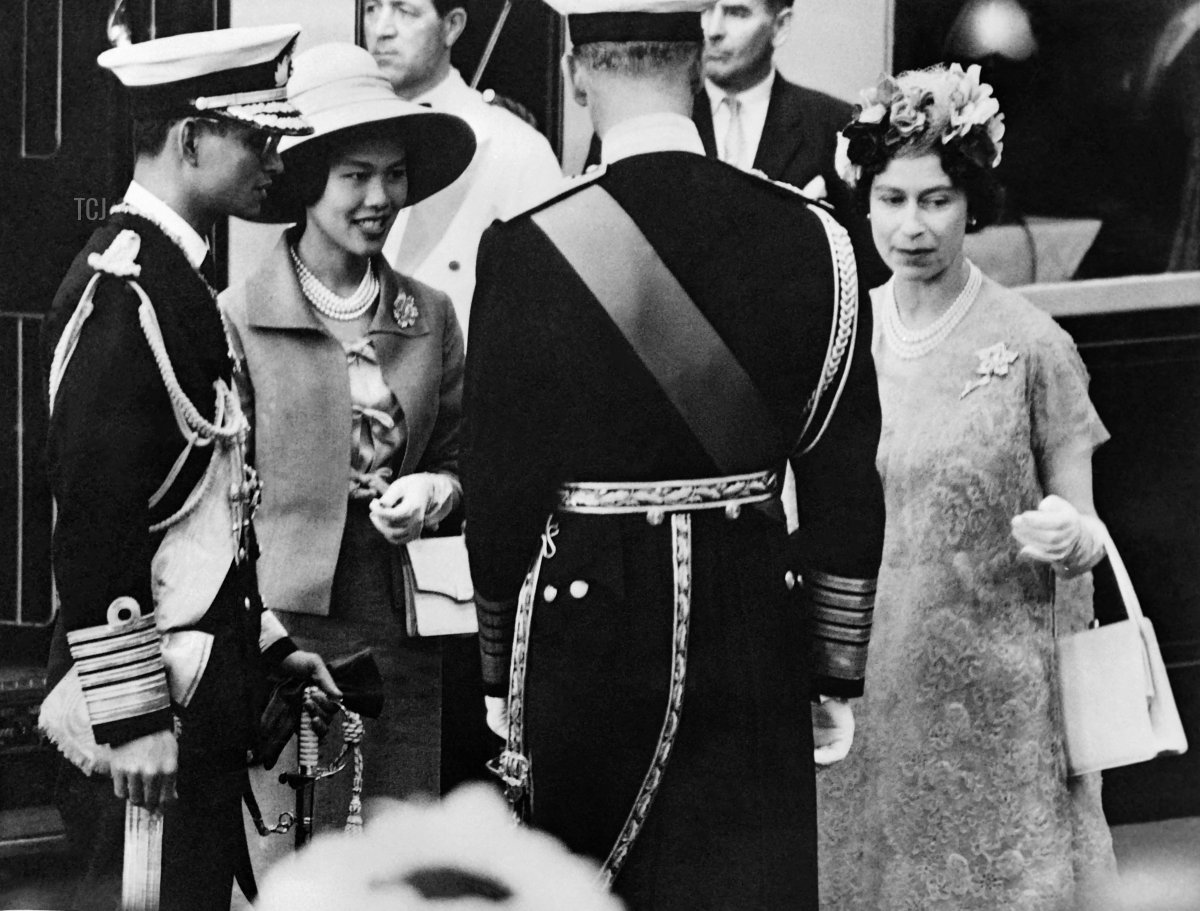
(817, 282, 1118, 910)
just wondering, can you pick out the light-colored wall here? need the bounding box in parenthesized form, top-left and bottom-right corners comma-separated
(227, 0, 893, 282)
(777, 0, 893, 102)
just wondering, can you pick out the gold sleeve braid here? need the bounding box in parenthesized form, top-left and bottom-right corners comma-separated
(66, 599, 170, 734)
(804, 568, 876, 686)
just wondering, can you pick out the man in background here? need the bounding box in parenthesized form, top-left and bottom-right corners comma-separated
(699, 0, 842, 191)
(585, 0, 887, 284)
(363, 0, 563, 329)
(700, 0, 887, 284)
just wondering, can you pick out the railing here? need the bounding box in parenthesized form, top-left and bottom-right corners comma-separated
(1, 311, 53, 627)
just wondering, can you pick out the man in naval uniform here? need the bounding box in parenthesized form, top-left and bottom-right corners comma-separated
(40, 25, 339, 911)
(462, 1, 885, 908)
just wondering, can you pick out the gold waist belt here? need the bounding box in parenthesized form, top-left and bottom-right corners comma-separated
(557, 469, 778, 520)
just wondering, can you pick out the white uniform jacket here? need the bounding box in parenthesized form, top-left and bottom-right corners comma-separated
(383, 67, 563, 332)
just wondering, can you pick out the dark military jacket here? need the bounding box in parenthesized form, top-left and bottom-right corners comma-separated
(42, 211, 288, 749)
(462, 150, 886, 909)
(463, 152, 885, 697)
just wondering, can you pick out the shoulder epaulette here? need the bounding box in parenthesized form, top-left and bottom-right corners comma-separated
(86, 229, 143, 279)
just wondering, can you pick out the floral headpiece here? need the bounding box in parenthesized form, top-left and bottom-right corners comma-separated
(835, 63, 1006, 188)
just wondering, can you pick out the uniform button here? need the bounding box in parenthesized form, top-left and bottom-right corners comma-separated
(569, 580, 590, 599)
(543, 585, 558, 603)
(449, 260, 460, 271)
(784, 571, 796, 590)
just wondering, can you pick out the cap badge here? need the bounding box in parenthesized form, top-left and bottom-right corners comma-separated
(275, 54, 291, 88)
(393, 292, 419, 329)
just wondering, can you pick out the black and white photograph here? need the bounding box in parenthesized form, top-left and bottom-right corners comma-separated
(1, 0, 1198, 908)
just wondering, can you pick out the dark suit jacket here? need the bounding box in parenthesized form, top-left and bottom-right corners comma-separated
(695, 75, 849, 197)
(42, 211, 280, 751)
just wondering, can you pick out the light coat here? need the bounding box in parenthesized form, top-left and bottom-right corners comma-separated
(219, 233, 464, 617)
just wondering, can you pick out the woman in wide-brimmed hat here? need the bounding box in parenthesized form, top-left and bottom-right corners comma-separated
(219, 42, 475, 847)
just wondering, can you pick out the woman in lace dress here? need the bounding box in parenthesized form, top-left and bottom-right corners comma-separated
(817, 64, 1119, 910)
(219, 44, 475, 853)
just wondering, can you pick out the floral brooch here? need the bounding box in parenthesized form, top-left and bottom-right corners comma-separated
(392, 293, 419, 329)
(961, 342, 1019, 399)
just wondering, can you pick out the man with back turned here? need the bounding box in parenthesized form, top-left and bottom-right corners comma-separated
(462, 0, 886, 906)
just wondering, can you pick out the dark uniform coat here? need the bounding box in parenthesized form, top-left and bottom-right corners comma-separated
(42, 209, 293, 911)
(463, 150, 885, 910)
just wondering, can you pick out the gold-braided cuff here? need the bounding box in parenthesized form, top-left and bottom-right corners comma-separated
(66, 598, 170, 737)
(805, 569, 876, 689)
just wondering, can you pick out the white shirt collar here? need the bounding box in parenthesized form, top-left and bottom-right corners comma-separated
(600, 113, 705, 165)
(704, 67, 776, 114)
(122, 181, 210, 270)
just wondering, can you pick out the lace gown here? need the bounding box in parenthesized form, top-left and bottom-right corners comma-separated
(817, 281, 1118, 910)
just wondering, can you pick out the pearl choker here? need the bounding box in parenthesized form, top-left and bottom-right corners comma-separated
(882, 261, 983, 359)
(290, 245, 379, 321)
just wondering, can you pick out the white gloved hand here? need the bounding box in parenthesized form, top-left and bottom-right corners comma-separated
(485, 696, 510, 740)
(812, 696, 855, 767)
(369, 472, 460, 546)
(1011, 494, 1105, 577)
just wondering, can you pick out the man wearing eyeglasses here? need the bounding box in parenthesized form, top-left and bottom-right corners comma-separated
(40, 24, 340, 911)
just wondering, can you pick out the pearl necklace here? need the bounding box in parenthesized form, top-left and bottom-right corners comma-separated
(290, 245, 378, 321)
(882, 261, 983, 359)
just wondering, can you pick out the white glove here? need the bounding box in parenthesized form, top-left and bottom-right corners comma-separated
(485, 696, 510, 740)
(369, 472, 460, 546)
(1011, 494, 1105, 577)
(812, 696, 855, 767)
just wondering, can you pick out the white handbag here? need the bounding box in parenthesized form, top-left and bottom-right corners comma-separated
(402, 535, 478, 637)
(1055, 530, 1188, 776)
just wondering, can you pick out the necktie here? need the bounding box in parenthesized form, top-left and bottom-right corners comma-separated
(722, 94, 745, 169)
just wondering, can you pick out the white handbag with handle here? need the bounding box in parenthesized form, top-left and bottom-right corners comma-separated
(402, 535, 478, 637)
(1056, 530, 1188, 776)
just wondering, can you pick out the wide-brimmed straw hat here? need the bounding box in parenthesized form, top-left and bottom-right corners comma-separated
(257, 43, 475, 223)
